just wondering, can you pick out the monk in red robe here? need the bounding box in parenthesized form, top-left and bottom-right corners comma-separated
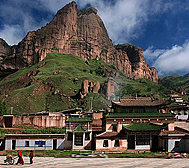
(16, 150, 24, 165)
(29, 150, 34, 164)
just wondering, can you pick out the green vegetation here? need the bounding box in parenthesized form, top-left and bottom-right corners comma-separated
(106, 152, 168, 158)
(22, 127, 66, 134)
(106, 112, 173, 118)
(5, 150, 92, 158)
(66, 117, 92, 122)
(0, 127, 66, 138)
(0, 99, 7, 115)
(159, 73, 189, 101)
(0, 53, 168, 114)
(3, 150, 170, 158)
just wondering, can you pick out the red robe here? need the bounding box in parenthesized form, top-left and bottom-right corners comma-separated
(17, 151, 24, 164)
(29, 152, 34, 164)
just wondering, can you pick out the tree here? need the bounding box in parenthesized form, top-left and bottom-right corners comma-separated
(0, 100, 8, 116)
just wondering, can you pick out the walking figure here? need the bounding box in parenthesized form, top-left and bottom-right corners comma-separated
(16, 150, 24, 165)
(29, 150, 34, 164)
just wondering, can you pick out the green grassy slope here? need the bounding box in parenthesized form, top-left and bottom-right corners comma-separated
(0, 53, 165, 115)
(159, 74, 189, 101)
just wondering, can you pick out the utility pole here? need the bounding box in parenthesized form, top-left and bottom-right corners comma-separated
(90, 97, 93, 112)
(45, 96, 50, 112)
(10, 107, 13, 115)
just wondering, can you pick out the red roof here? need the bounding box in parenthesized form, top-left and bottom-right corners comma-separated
(113, 97, 165, 107)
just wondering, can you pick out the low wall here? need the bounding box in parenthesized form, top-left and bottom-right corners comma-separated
(12, 116, 65, 128)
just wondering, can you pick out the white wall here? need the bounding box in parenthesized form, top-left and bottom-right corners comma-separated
(136, 145, 150, 150)
(96, 139, 127, 150)
(168, 139, 181, 152)
(5, 139, 64, 150)
(5, 140, 12, 150)
(57, 139, 64, 149)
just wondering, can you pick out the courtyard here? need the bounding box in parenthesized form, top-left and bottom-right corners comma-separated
(0, 156, 189, 168)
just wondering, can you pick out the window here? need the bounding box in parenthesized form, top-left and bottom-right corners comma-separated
(68, 132, 73, 141)
(114, 140, 120, 147)
(85, 132, 90, 140)
(25, 141, 29, 147)
(175, 141, 180, 148)
(35, 141, 45, 147)
(136, 135, 150, 145)
(103, 140, 108, 147)
(112, 125, 117, 132)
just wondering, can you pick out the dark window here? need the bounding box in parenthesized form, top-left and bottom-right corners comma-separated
(136, 135, 150, 145)
(103, 140, 108, 147)
(25, 141, 29, 147)
(74, 133, 83, 146)
(114, 140, 120, 147)
(68, 132, 73, 141)
(175, 141, 180, 148)
(112, 125, 117, 132)
(85, 132, 90, 140)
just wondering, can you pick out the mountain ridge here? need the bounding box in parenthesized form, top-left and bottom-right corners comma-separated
(0, 1, 158, 82)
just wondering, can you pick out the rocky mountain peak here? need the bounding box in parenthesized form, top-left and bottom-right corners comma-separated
(0, 2, 158, 83)
(79, 7, 98, 15)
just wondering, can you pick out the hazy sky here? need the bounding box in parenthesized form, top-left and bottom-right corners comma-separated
(0, 0, 189, 75)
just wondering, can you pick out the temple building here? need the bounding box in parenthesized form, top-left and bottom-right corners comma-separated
(64, 114, 93, 150)
(95, 97, 176, 151)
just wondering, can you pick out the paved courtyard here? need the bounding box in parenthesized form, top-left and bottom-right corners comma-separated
(0, 156, 189, 168)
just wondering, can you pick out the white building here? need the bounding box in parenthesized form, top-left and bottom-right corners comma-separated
(5, 134, 65, 150)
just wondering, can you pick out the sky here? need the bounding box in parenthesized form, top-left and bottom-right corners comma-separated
(0, 0, 189, 76)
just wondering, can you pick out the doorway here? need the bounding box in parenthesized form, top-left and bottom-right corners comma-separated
(12, 140, 16, 150)
(128, 135, 135, 149)
(74, 133, 83, 146)
(53, 140, 57, 150)
(151, 135, 158, 152)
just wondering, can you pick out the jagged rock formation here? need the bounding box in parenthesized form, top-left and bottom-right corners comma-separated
(80, 79, 101, 98)
(115, 44, 158, 82)
(0, 38, 11, 58)
(0, 1, 158, 82)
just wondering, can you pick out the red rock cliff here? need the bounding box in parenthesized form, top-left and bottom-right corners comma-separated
(0, 1, 158, 82)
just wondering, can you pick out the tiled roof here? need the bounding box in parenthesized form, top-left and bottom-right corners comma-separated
(113, 97, 165, 107)
(159, 126, 189, 136)
(73, 125, 85, 132)
(123, 122, 165, 131)
(106, 112, 174, 118)
(66, 117, 92, 122)
(95, 132, 118, 138)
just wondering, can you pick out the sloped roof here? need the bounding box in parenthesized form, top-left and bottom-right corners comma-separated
(73, 125, 85, 132)
(106, 112, 174, 118)
(113, 97, 165, 107)
(95, 132, 118, 139)
(123, 122, 165, 131)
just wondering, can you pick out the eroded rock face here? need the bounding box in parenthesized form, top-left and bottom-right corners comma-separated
(80, 79, 100, 98)
(101, 77, 119, 101)
(115, 44, 158, 83)
(0, 38, 11, 57)
(0, 1, 158, 82)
